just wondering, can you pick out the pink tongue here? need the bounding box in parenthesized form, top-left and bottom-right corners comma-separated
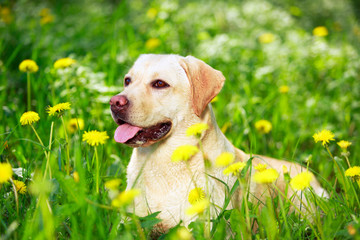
(114, 123, 142, 143)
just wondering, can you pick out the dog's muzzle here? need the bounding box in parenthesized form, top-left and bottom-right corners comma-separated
(110, 95, 172, 147)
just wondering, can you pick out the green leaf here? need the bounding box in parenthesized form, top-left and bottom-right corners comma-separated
(229, 209, 251, 240)
(139, 211, 162, 229)
(260, 198, 278, 240)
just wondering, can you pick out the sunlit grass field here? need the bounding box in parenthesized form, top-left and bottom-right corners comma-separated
(1, 0, 360, 239)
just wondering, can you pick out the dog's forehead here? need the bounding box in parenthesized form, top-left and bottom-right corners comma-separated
(129, 54, 186, 83)
(134, 54, 179, 67)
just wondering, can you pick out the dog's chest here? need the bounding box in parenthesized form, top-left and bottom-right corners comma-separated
(143, 160, 201, 203)
(127, 150, 206, 221)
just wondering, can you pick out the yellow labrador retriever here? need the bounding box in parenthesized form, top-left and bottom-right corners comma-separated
(110, 54, 327, 232)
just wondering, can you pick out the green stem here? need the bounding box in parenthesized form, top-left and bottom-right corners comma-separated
(267, 186, 281, 234)
(197, 137, 208, 168)
(133, 214, 146, 240)
(197, 137, 210, 239)
(325, 145, 334, 159)
(95, 146, 99, 194)
(30, 124, 48, 159)
(309, 190, 324, 238)
(344, 154, 351, 168)
(350, 179, 360, 208)
(39, 195, 55, 240)
(10, 178, 19, 216)
(85, 198, 113, 210)
(272, 184, 315, 225)
(277, 191, 290, 237)
(239, 176, 251, 234)
(27, 72, 31, 111)
(325, 145, 348, 198)
(184, 162, 199, 189)
(44, 121, 54, 179)
(61, 116, 71, 175)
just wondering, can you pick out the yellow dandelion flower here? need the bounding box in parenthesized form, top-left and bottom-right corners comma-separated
(253, 168, 279, 184)
(54, 57, 76, 69)
(290, 171, 313, 191)
(171, 145, 199, 162)
(255, 120, 272, 134)
(1, 7, 14, 24)
(82, 130, 109, 146)
(40, 14, 54, 25)
(146, 8, 158, 19)
(67, 118, 85, 133)
(111, 189, 140, 207)
(188, 187, 205, 205)
(0, 162, 13, 183)
(215, 152, 234, 167)
(255, 163, 267, 172)
(345, 166, 360, 181)
(13, 180, 27, 194)
(185, 198, 210, 216)
(279, 85, 289, 94)
(145, 38, 161, 50)
(223, 162, 246, 176)
(20, 111, 40, 126)
(347, 225, 357, 236)
(313, 26, 328, 37)
(313, 129, 335, 146)
(39, 8, 54, 25)
(337, 140, 352, 150)
(259, 33, 275, 44)
(186, 123, 209, 137)
(19, 59, 39, 73)
(47, 102, 71, 116)
(175, 227, 192, 240)
(105, 179, 122, 190)
(73, 171, 80, 183)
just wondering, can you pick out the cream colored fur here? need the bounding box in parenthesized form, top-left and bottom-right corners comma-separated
(115, 54, 327, 231)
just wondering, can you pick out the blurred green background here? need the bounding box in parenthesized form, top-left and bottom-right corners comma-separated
(2, 0, 359, 167)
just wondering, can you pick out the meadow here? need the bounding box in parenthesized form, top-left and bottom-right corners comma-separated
(1, 0, 360, 239)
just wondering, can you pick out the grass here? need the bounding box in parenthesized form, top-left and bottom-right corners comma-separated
(1, 0, 360, 239)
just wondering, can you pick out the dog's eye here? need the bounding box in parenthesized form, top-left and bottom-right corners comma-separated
(124, 77, 131, 86)
(152, 80, 169, 89)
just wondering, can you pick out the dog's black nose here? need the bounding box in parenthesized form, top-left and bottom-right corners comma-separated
(110, 95, 129, 112)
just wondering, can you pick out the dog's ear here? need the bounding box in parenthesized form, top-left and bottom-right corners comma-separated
(179, 56, 225, 117)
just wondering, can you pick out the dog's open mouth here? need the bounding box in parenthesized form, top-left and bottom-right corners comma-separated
(114, 120, 172, 146)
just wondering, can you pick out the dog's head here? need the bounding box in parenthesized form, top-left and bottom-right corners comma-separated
(110, 54, 225, 147)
